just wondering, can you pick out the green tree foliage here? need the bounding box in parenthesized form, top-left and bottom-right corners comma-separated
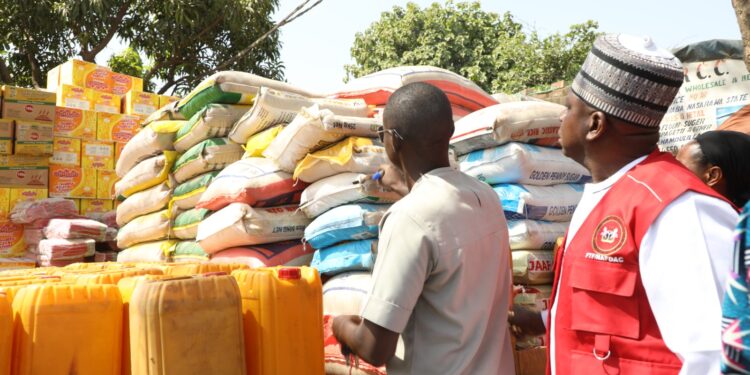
(346, 1, 600, 94)
(0, 0, 284, 94)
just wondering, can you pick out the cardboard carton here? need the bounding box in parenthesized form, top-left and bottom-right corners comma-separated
(14, 121, 54, 156)
(82, 140, 114, 170)
(49, 137, 81, 166)
(97, 113, 140, 143)
(0, 188, 10, 219)
(0, 155, 48, 189)
(56, 84, 94, 111)
(123, 90, 159, 118)
(47, 59, 113, 93)
(0, 221, 25, 258)
(9, 188, 48, 212)
(0, 119, 13, 155)
(1, 86, 56, 122)
(48, 165, 96, 199)
(93, 91, 121, 114)
(96, 170, 117, 200)
(80, 199, 113, 216)
(54, 107, 97, 140)
(111, 72, 144, 96)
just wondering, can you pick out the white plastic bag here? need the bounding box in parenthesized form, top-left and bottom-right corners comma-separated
(300, 173, 400, 219)
(508, 220, 568, 250)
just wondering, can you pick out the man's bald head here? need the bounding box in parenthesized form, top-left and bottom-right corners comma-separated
(383, 82, 455, 145)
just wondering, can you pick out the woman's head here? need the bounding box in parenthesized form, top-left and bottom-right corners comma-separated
(676, 130, 750, 207)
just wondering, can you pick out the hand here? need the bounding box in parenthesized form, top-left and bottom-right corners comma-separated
(367, 163, 409, 197)
(508, 304, 547, 339)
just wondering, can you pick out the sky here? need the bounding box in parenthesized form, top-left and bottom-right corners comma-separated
(97, 1, 742, 94)
(274, 0, 742, 93)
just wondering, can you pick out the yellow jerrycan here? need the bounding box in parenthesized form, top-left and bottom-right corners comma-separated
(233, 266, 324, 375)
(129, 274, 246, 375)
(0, 293, 10, 375)
(11, 284, 123, 375)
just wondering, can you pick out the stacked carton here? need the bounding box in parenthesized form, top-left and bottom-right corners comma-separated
(0, 86, 56, 260)
(45, 59, 179, 219)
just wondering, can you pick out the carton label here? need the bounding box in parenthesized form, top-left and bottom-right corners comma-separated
(125, 91, 159, 117)
(96, 170, 117, 200)
(57, 84, 93, 111)
(82, 141, 114, 170)
(0, 120, 13, 155)
(15, 121, 53, 142)
(97, 113, 140, 143)
(49, 165, 96, 198)
(54, 107, 96, 139)
(49, 137, 81, 166)
(112, 73, 144, 96)
(93, 92, 121, 114)
(9, 188, 48, 212)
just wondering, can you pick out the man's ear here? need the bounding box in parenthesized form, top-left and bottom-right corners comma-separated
(585, 111, 607, 141)
(704, 165, 723, 187)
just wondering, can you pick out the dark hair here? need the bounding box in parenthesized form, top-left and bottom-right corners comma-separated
(694, 130, 750, 207)
(383, 82, 453, 141)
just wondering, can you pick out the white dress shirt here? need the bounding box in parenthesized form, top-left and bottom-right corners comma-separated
(546, 156, 738, 374)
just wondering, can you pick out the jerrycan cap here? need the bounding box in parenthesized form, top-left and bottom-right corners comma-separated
(278, 268, 301, 280)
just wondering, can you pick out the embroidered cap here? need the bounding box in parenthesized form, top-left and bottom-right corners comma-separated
(571, 34, 684, 128)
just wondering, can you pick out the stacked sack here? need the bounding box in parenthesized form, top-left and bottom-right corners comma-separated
(116, 71, 315, 263)
(453, 100, 590, 349)
(194, 86, 374, 267)
(10, 198, 115, 266)
(331, 65, 499, 122)
(114, 118, 185, 262)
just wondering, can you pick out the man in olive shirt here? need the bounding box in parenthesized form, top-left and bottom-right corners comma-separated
(333, 83, 515, 374)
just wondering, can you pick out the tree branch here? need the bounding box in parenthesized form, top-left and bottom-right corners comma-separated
(81, 3, 130, 62)
(26, 52, 43, 89)
(216, 0, 323, 71)
(142, 14, 224, 83)
(0, 58, 12, 84)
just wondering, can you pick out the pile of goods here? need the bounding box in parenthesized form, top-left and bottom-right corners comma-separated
(452, 100, 590, 360)
(0, 58, 179, 268)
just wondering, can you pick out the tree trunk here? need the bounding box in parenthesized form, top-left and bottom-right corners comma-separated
(26, 53, 43, 89)
(733, 0, 750, 71)
(0, 58, 12, 84)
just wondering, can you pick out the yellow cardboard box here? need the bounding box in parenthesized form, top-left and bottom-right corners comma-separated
(47, 59, 113, 93)
(49, 137, 82, 166)
(9, 188, 48, 212)
(48, 165, 96, 199)
(80, 199, 113, 216)
(123, 90, 159, 118)
(14, 121, 54, 156)
(96, 170, 117, 200)
(82, 140, 114, 170)
(56, 84, 94, 111)
(1, 86, 56, 122)
(111, 72, 144, 96)
(159, 95, 180, 108)
(0, 188, 10, 220)
(0, 119, 14, 155)
(54, 107, 97, 140)
(0, 155, 49, 188)
(0, 221, 25, 258)
(93, 91, 121, 114)
(97, 113, 140, 143)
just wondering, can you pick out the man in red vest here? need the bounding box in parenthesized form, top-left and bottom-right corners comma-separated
(510, 34, 739, 374)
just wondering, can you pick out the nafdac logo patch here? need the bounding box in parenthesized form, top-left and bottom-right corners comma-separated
(592, 216, 627, 255)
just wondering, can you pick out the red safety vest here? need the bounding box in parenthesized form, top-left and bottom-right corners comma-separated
(546, 151, 732, 375)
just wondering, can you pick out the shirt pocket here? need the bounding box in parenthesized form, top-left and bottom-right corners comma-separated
(565, 260, 640, 339)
